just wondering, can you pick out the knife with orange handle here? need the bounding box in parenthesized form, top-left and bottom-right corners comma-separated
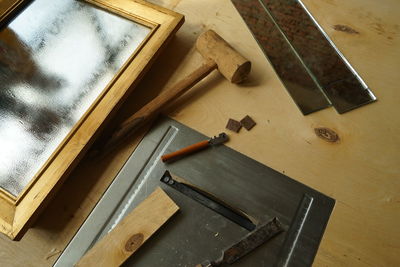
(161, 133, 229, 162)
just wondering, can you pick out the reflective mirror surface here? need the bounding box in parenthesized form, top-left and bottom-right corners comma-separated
(0, 0, 151, 196)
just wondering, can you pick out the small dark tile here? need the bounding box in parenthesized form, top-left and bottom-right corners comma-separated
(226, 118, 242, 133)
(240, 115, 256, 131)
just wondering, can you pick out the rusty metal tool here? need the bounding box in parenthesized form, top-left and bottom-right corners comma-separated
(160, 170, 256, 231)
(161, 132, 228, 162)
(196, 217, 283, 267)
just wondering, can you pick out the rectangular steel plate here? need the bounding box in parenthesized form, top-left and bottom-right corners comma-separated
(232, 0, 376, 114)
(54, 117, 335, 267)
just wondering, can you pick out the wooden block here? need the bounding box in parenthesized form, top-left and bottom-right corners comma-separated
(75, 187, 179, 267)
(240, 115, 256, 131)
(226, 118, 242, 133)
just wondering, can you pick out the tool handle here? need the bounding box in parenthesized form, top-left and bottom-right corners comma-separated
(161, 140, 209, 162)
(102, 60, 218, 153)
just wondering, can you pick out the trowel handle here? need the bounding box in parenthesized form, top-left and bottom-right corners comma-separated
(161, 140, 209, 162)
(101, 61, 217, 154)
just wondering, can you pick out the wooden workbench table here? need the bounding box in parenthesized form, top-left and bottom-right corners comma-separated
(0, 0, 399, 266)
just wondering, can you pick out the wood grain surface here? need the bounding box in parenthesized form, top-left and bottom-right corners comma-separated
(75, 187, 179, 267)
(151, 0, 400, 266)
(0, 0, 25, 23)
(0, 0, 399, 266)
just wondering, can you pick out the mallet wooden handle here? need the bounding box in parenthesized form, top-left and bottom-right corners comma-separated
(99, 30, 251, 155)
(102, 60, 218, 152)
(161, 140, 209, 162)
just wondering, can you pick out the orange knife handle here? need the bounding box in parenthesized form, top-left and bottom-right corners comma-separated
(161, 140, 209, 162)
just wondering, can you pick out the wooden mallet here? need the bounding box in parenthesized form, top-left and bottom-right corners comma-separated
(101, 30, 251, 153)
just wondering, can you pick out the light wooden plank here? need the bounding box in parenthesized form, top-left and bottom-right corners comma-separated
(75, 187, 179, 267)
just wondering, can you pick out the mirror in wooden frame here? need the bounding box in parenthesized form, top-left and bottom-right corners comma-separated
(0, 0, 184, 239)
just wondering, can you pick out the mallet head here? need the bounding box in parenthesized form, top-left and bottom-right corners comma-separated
(196, 30, 251, 84)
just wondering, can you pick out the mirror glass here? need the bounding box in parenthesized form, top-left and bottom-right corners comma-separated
(0, 0, 151, 196)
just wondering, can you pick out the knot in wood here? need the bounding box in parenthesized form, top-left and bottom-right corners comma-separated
(333, 24, 360, 34)
(125, 233, 144, 252)
(314, 127, 340, 143)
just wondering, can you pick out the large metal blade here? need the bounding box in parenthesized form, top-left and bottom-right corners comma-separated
(232, 0, 376, 114)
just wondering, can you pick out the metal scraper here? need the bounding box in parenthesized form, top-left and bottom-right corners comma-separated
(160, 170, 256, 231)
(196, 217, 283, 266)
(232, 0, 376, 114)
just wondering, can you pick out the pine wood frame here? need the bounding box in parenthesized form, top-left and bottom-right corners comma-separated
(0, 0, 184, 240)
(0, 0, 24, 22)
